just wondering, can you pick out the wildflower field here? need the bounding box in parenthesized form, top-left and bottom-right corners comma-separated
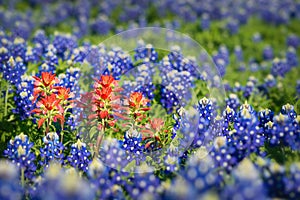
(0, 0, 300, 199)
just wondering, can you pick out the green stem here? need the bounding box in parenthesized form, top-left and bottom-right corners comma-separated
(0, 79, 2, 121)
(21, 168, 25, 188)
(4, 84, 9, 117)
(60, 129, 64, 154)
(45, 118, 50, 135)
(94, 119, 105, 158)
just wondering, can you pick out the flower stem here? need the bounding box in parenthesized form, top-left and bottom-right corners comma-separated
(45, 118, 50, 135)
(0, 80, 2, 121)
(94, 133, 103, 158)
(4, 83, 9, 117)
(60, 130, 64, 154)
(94, 119, 105, 158)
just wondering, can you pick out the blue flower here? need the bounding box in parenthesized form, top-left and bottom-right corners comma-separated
(68, 139, 91, 172)
(134, 42, 158, 62)
(33, 163, 95, 200)
(124, 166, 161, 200)
(53, 33, 77, 60)
(165, 151, 220, 199)
(99, 138, 127, 170)
(263, 45, 274, 60)
(40, 132, 64, 168)
(120, 128, 145, 166)
(1, 56, 27, 85)
(225, 93, 240, 111)
(13, 74, 35, 120)
(87, 159, 126, 199)
(271, 58, 291, 77)
(3, 133, 36, 180)
(221, 159, 267, 200)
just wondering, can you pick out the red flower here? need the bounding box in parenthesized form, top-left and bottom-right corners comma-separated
(95, 86, 112, 101)
(99, 110, 109, 119)
(40, 93, 63, 112)
(32, 72, 59, 101)
(129, 92, 149, 108)
(33, 72, 58, 87)
(100, 75, 115, 88)
(56, 87, 73, 101)
(32, 93, 64, 128)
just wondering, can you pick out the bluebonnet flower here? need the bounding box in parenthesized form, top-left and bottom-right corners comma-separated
(24, 46, 40, 63)
(10, 37, 27, 59)
(13, 74, 35, 120)
(214, 56, 227, 77)
(40, 132, 64, 168)
(257, 158, 287, 198)
(232, 81, 243, 93)
(1, 56, 27, 85)
(67, 46, 88, 64)
(243, 80, 257, 98)
(263, 74, 276, 88)
(104, 50, 134, 80)
(221, 159, 267, 200)
(33, 163, 95, 200)
(226, 18, 239, 34)
(124, 165, 161, 200)
(192, 97, 216, 148)
(197, 97, 215, 121)
(286, 47, 298, 68)
(234, 45, 243, 62)
(263, 45, 274, 60)
(159, 56, 194, 112)
(13, 20, 33, 41)
(286, 34, 299, 49)
(32, 30, 49, 52)
(222, 80, 231, 92)
(134, 42, 158, 62)
(200, 14, 210, 30)
(0, 160, 22, 200)
(52, 33, 77, 60)
(252, 32, 262, 43)
(229, 103, 265, 159)
(68, 139, 91, 172)
(271, 58, 290, 77)
(58, 67, 81, 95)
(281, 103, 297, 120)
(99, 138, 127, 170)
(38, 46, 58, 74)
(249, 61, 259, 72)
(225, 93, 240, 111)
(223, 105, 237, 124)
(134, 81, 155, 101)
(210, 136, 237, 172)
(160, 85, 179, 114)
(91, 15, 112, 35)
(266, 113, 299, 150)
(258, 108, 274, 128)
(3, 133, 36, 180)
(120, 127, 145, 165)
(165, 150, 220, 199)
(87, 159, 125, 199)
(0, 46, 9, 63)
(163, 143, 180, 172)
(213, 47, 229, 77)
